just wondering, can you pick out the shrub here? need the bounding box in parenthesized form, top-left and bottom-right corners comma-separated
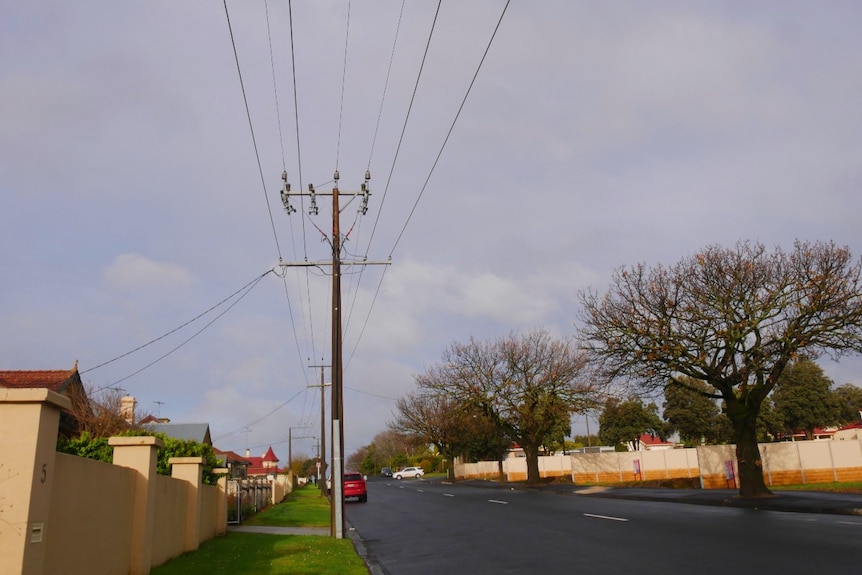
(57, 430, 220, 485)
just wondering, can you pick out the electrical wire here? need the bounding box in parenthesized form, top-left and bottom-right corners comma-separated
(364, 0, 442, 257)
(344, 1, 440, 364)
(213, 385, 308, 442)
(287, 0, 309, 259)
(335, 0, 353, 172)
(93, 271, 270, 392)
(346, 1, 511, 368)
(367, 0, 406, 171)
(222, 0, 283, 261)
(389, 0, 511, 256)
(82, 270, 274, 375)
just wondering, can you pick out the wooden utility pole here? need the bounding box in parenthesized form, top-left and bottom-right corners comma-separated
(278, 169, 388, 539)
(330, 181, 345, 537)
(308, 364, 331, 497)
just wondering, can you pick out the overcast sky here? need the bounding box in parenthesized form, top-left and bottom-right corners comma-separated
(3, 1, 862, 465)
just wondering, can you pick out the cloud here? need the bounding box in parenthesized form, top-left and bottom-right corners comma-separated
(103, 253, 194, 292)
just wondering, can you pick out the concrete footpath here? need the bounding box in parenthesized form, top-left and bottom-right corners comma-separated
(228, 525, 330, 536)
(449, 479, 862, 516)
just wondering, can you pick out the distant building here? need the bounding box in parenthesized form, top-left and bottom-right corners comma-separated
(213, 448, 252, 479)
(245, 446, 283, 478)
(628, 433, 676, 451)
(833, 422, 862, 442)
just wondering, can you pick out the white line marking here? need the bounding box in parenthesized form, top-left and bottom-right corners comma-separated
(417, 489, 424, 493)
(443, 493, 455, 497)
(583, 513, 628, 522)
(488, 499, 509, 505)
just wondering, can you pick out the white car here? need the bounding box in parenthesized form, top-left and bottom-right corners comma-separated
(394, 466, 424, 479)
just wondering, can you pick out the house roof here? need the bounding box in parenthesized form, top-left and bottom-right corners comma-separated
(0, 365, 81, 392)
(244, 446, 284, 475)
(837, 422, 862, 431)
(0, 364, 89, 437)
(213, 448, 251, 466)
(144, 422, 212, 445)
(262, 446, 279, 462)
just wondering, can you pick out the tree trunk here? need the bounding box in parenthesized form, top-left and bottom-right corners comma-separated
(729, 403, 773, 498)
(524, 444, 541, 484)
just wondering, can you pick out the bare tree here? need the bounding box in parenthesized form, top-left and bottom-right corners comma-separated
(417, 329, 597, 483)
(392, 390, 507, 480)
(68, 387, 150, 437)
(580, 240, 862, 497)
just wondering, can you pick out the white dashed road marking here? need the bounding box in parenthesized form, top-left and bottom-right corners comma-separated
(583, 513, 628, 522)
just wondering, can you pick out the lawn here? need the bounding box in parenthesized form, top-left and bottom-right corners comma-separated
(243, 483, 331, 528)
(150, 484, 368, 575)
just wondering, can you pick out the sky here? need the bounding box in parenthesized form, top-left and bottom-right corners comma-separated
(3, 1, 862, 466)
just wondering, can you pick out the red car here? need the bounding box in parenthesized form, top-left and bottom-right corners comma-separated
(343, 471, 367, 503)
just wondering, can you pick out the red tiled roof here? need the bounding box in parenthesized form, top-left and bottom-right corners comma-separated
(0, 367, 79, 392)
(262, 446, 279, 462)
(837, 422, 862, 431)
(639, 433, 672, 445)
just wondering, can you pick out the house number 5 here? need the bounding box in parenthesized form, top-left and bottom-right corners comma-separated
(40, 464, 47, 483)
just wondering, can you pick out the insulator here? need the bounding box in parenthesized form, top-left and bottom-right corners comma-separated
(281, 170, 287, 182)
(308, 184, 314, 193)
(334, 170, 340, 182)
(365, 170, 371, 181)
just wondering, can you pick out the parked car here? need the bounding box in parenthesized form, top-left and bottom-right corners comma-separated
(343, 471, 367, 502)
(394, 466, 424, 479)
(381, 467, 393, 477)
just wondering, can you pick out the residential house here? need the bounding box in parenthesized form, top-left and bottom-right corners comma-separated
(214, 448, 252, 479)
(629, 433, 676, 451)
(245, 446, 283, 478)
(833, 422, 862, 441)
(0, 363, 90, 436)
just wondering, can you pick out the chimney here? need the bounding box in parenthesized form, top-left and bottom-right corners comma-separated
(120, 396, 137, 424)
(246, 448, 251, 458)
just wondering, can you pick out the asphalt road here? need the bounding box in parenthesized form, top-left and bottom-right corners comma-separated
(345, 478, 862, 575)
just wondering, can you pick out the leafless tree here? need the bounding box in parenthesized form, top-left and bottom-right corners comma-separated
(580, 240, 862, 497)
(417, 329, 598, 483)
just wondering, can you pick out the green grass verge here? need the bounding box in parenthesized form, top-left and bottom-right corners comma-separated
(150, 533, 367, 575)
(244, 484, 331, 528)
(151, 485, 369, 575)
(774, 481, 862, 493)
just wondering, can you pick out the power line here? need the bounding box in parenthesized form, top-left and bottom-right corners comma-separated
(213, 385, 308, 442)
(93, 271, 270, 392)
(389, 0, 511, 256)
(365, 0, 442, 257)
(367, 0, 407, 171)
(82, 270, 273, 375)
(222, 0, 283, 260)
(336, 0, 353, 172)
(346, 1, 511, 368)
(343, 1, 441, 365)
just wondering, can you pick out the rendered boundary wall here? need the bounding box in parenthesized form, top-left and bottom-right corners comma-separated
(455, 439, 862, 489)
(455, 455, 572, 482)
(0, 388, 270, 575)
(571, 449, 699, 484)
